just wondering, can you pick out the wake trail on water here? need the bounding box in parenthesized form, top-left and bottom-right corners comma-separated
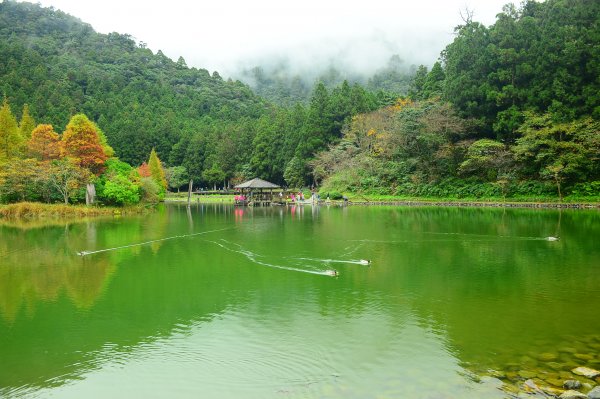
(291, 257, 369, 266)
(76, 227, 233, 256)
(349, 234, 549, 244)
(206, 239, 336, 277)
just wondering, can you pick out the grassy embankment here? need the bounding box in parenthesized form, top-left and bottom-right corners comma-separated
(0, 202, 153, 219)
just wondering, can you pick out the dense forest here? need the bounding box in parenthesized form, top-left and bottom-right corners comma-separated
(1, 0, 599, 204)
(236, 54, 415, 106)
(314, 0, 600, 200)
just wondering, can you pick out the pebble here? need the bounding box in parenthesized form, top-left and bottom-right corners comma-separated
(573, 366, 600, 379)
(518, 370, 538, 379)
(574, 353, 595, 361)
(546, 378, 565, 387)
(560, 347, 578, 354)
(523, 379, 540, 393)
(564, 380, 582, 390)
(539, 353, 559, 362)
(547, 362, 564, 370)
(559, 390, 588, 399)
(588, 386, 600, 399)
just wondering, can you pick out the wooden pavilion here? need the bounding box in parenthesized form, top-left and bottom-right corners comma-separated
(234, 178, 280, 206)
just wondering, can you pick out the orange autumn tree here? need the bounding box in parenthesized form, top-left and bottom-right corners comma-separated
(28, 124, 61, 161)
(138, 162, 151, 177)
(61, 114, 108, 176)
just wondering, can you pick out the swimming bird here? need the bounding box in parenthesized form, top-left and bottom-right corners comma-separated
(546, 236, 560, 241)
(359, 259, 371, 265)
(325, 269, 339, 276)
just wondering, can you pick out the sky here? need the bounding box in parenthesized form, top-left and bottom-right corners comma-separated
(26, 0, 512, 77)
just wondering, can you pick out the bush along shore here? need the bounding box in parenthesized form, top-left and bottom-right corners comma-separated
(0, 202, 153, 219)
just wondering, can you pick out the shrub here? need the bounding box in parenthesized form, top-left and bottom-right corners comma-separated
(140, 177, 161, 203)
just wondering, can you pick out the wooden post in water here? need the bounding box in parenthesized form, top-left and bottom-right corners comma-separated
(187, 179, 193, 206)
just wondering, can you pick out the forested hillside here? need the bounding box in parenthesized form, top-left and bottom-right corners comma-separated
(0, 0, 266, 167)
(1, 0, 599, 202)
(315, 0, 600, 200)
(236, 54, 414, 106)
(0, 1, 390, 192)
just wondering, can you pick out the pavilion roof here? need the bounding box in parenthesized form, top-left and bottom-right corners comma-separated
(234, 178, 280, 189)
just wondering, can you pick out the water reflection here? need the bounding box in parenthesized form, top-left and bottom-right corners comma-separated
(0, 205, 598, 398)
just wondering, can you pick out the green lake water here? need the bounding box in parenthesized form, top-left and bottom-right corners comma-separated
(1, 204, 599, 398)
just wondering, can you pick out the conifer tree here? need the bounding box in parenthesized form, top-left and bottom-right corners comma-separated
(19, 104, 36, 140)
(62, 114, 108, 176)
(0, 98, 23, 161)
(148, 148, 167, 191)
(28, 124, 61, 160)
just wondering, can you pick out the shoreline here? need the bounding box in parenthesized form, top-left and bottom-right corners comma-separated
(165, 197, 600, 209)
(339, 200, 600, 209)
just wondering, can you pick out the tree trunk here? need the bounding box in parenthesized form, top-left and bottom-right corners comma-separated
(187, 179, 193, 206)
(85, 183, 96, 206)
(554, 174, 562, 202)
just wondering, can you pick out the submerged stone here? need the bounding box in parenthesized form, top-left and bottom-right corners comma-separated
(541, 385, 566, 396)
(564, 380, 582, 390)
(547, 362, 564, 370)
(560, 347, 579, 354)
(506, 371, 519, 381)
(572, 367, 600, 379)
(546, 378, 565, 387)
(523, 379, 540, 393)
(539, 352, 559, 362)
(588, 386, 600, 399)
(559, 390, 587, 399)
(574, 353, 595, 361)
(489, 370, 507, 379)
(519, 370, 538, 379)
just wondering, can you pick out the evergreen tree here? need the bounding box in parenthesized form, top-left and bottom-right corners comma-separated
(19, 104, 36, 140)
(0, 98, 23, 161)
(148, 148, 167, 191)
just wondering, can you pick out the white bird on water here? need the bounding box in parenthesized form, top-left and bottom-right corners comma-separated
(359, 259, 371, 265)
(546, 236, 560, 241)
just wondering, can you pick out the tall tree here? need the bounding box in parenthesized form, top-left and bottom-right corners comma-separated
(28, 124, 61, 160)
(148, 148, 167, 191)
(62, 114, 108, 176)
(0, 98, 23, 161)
(19, 104, 36, 140)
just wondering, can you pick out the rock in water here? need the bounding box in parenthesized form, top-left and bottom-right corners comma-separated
(588, 386, 600, 399)
(572, 366, 600, 379)
(563, 380, 582, 390)
(559, 390, 587, 399)
(523, 379, 540, 393)
(538, 352, 558, 361)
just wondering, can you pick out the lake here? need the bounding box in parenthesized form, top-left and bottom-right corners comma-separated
(1, 204, 599, 398)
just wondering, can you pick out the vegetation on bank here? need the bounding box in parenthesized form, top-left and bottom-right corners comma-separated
(0, 202, 152, 219)
(0, 99, 169, 207)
